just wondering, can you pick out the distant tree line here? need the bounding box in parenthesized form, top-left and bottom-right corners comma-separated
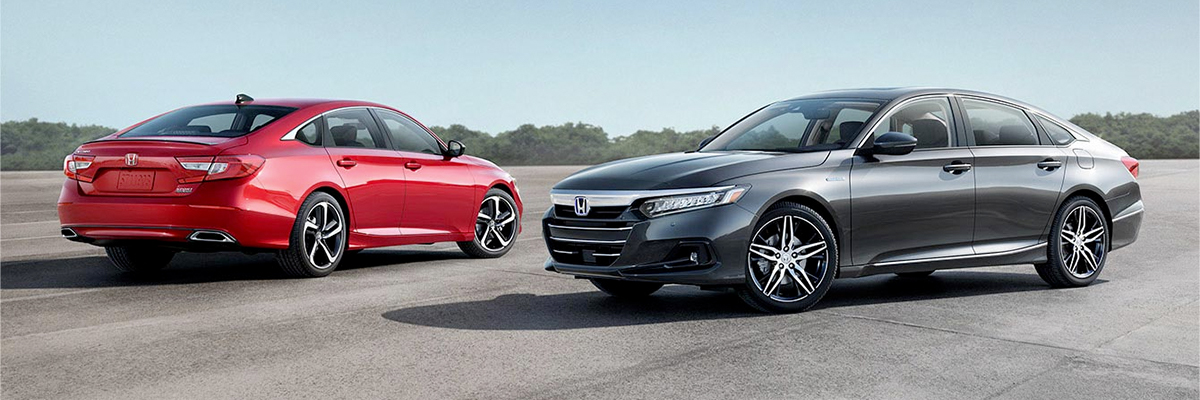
(1, 118, 116, 170)
(430, 123, 721, 166)
(1069, 111, 1198, 159)
(2, 110, 1196, 170)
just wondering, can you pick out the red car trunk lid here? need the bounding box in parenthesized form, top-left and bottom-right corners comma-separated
(73, 137, 243, 197)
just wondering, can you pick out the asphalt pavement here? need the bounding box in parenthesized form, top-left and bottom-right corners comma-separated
(1, 161, 1197, 399)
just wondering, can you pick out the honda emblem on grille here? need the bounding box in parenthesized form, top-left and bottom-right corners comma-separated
(574, 196, 590, 216)
(125, 153, 138, 166)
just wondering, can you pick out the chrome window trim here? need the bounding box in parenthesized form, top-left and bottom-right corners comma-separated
(550, 186, 736, 207)
(279, 106, 373, 141)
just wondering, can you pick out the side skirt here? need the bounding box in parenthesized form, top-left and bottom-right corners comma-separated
(837, 243, 1048, 278)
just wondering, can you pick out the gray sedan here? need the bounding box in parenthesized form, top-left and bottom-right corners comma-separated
(542, 87, 1143, 313)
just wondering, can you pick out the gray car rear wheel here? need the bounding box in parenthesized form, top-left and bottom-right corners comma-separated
(1037, 196, 1108, 288)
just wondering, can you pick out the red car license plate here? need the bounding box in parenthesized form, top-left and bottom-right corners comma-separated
(116, 171, 155, 191)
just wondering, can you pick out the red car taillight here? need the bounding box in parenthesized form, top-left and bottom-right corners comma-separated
(1121, 156, 1139, 179)
(63, 154, 96, 182)
(175, 155, 266, 183)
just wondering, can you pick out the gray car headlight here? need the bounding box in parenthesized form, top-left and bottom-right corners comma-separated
(638, 186, 748, 217)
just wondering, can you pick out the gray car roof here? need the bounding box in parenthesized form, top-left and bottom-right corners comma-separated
(786, 87, 1033, 108)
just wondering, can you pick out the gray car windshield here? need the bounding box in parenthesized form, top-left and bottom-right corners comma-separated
(701, 99, 883, 152)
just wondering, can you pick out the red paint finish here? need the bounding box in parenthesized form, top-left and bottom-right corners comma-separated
(58, 99, 522, 252)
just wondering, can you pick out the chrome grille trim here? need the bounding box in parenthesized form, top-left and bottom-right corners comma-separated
(550, 186, 735, 207)
(548, 236, 626, 245)
(546, 224, 633, 231)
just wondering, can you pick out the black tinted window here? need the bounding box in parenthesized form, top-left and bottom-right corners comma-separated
(296, 120, 321, 146)
(375, 110, 442, 154)
(963, 99, 1039, 146)
(325, 109, 388, 149)
(120, 105, 296, 138)
(1036, 115, 1075, 145)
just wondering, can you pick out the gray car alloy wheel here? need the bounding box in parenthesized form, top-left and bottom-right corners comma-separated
(747, 215, 830, 302)
(1059, 205, 1106, 279)
(475, 195, 517, 251)
(304, 201, 345, 269)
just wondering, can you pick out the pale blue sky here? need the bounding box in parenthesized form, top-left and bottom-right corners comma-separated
(2, 0, 1197, 136)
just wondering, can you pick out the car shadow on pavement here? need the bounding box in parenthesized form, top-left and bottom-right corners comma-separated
(0, 248, 468, 289)
(382, 270, 1100, 331)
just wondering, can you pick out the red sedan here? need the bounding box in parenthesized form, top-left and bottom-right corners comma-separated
(58, 95, 523, 277)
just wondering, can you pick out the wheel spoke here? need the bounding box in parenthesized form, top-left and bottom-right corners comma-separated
(1075, 246, 1084, 271)
(492, 227, 511, 246)
(782, 216, 794, 251)
(762, 266, 784, 296)
(477, 212, 492, 222)
(323, 224, 342, 239)
(1060, 230, 1077, 242)
(750, 243, 778, 255)
(304, 219, 319, 232)
(498, 214, 516, 226)
(749, 248, 779, 262)
(1081, 227, 1104, 243)
(1076, 208, 1086, 236)
(317, 240, 335, 264)
(1078, 246, 1099, 272)
(787, 267, 813, 294)
(794, 241, 827, 259)
(308, 236, 321, 264)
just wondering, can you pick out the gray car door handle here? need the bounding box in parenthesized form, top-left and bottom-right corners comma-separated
(1037, 159, 1064, 170)
(943, 162, 972, 173)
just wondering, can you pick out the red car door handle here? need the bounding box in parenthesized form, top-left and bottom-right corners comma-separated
(405, 161, 422, 170)
(337, 158, 357, 168)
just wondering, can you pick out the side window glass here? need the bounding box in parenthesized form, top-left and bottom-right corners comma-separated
(295, 120, 321, 146)
(814, 108, 873, 145)
(325, 109, 388, 149)
(375, 110, 442, 154)
(963, 99, 1039, 146)
(1036, 115, 1075, 145)
(870, 97, 953, 149)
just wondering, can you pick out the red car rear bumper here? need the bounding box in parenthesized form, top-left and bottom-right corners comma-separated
(57, 178, 296, 249)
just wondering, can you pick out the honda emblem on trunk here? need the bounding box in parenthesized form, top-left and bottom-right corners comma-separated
(125, 153, 138, 166)
(574, 196, 590, 217)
